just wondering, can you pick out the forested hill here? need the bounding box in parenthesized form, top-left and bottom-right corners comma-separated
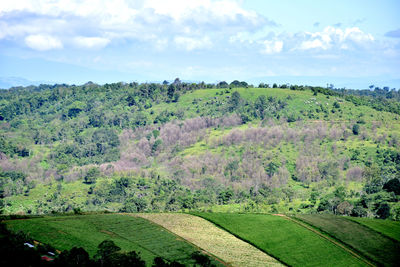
(0, 80, 399, 219)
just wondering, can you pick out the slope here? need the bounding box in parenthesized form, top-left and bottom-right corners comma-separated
(294, 214, 400, 266)
(194, 212, 367, 267)
(134, 213, 283, 267)
(4, 213, 223, 266)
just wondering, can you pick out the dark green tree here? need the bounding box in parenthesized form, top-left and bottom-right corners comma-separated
(352, 124, 360, 135)
(84, 167, 100, 184)
(167, 84, 175, 99)
(383, 178, 400, 195)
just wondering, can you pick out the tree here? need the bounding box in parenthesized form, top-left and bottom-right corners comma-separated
(126, 94, 137, 106)
(254, 95, 267, 119)
(167, 84, 175, 99)
(352, 124, 360, 135)
(265, 161, 279, 176)
(173, 92, 180, 102)
(376, 202, 390, 219)
(113, 251, 146, 267)
(152, 130, 160, 139)
(122, 196, 148, 212)
(228, 91, 241, 111)
(391, 203, 400, 221)
(217, 81, 228, 88)
(383, 178, 400, 195)
(333, 101, 340, 108)
(56, 247, 90, 266)
(172, 78, 181, 86)
(96, 240, 121, 260)
(133, 112, 149, 127)
(217, 188, 234, 204)
(230, 80, 241, 87)
(152, 139, 163, 154)
(190, 251, 213, 267)
(363, 164, 383, 194)
(84, 167, 100, 184)
(153, 257, 184, 267)
(337, 201, 353, 215)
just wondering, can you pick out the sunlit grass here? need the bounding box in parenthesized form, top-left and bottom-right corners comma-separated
(135, 213, 282, 267)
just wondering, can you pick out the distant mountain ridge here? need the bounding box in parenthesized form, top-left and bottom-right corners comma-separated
(2, 76, 399, 90)
(0, 76, 52, 89)
(248, 76, 400, 90)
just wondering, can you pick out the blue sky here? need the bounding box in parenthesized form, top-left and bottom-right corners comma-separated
(0, 0, 399, 88)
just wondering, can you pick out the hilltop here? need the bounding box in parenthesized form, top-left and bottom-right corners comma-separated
(0, 81, 399, 219)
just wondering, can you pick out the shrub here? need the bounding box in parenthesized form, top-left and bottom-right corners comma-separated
(352, 124, 360, 135)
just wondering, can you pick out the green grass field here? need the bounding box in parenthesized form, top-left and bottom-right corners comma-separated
(194, 213, 367, 267)
(345, 216, 400, 242)
(4, 214, 222, 266)
(135, 213, 282, 267)
(295, 214, 400, 266)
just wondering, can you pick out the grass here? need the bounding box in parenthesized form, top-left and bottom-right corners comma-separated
(134, 213, 282, 267)
(194, 212, 367, 267)
(345, 216, 400, 242)
(295, 214, 400, 266)
(4, 213, 221, 266)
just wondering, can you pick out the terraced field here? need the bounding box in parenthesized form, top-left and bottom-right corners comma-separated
(295, 214, 400, 266)
(4, 214, 223, 266)
(135, 213, 283, 267)
(4, 213, 400, 267)
(345, 216, 400, 242)
(195, 213, 368, 267)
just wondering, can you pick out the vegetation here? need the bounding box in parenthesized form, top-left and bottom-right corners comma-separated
(194, 213, 367, 266)
(0, 81, 399, 220)
(333, 86, 400, 115)
(3, 213, 222, 266)
(294, 214, 400, 266)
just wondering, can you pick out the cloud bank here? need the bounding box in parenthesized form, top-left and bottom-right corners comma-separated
(0, 0, 272, 51)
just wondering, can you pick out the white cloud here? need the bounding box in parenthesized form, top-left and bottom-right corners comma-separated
(174, 36, 212, 51)
(73, 36, 110, 49)
(299, 26, 374, 51)
(24, 34, 62, 50)
(0, 0, 270, 51)
(254, 26, 377, 57)
(261, 40, 283, 54)
(300, 39, 328, 50)
(344, 27, 374, 43)
(144, 0, 261, 26)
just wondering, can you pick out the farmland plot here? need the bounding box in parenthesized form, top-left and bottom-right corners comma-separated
(5, 214, 223, 266)
(135, 213, 283, 267)
(195, 213, 368, 267)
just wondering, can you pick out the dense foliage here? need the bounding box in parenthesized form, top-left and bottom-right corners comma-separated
(0, 80, 399, 220)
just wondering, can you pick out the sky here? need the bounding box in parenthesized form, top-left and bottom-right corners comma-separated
(0, 0, 399, 88)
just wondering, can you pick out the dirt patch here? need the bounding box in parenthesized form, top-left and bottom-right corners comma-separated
(99, 229, 117, 237)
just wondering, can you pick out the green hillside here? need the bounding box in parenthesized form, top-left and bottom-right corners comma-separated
(0, 82, 399, 219)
